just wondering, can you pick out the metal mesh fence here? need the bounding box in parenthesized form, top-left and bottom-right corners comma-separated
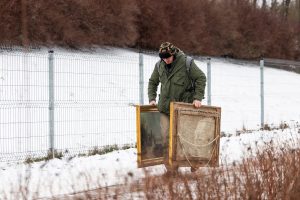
(0, 51, 49, 161)
(211, 60, 261, 132)
(0, 50, 142, 162)
(53, 53, 139, 154)
(0, 47, 299, 162)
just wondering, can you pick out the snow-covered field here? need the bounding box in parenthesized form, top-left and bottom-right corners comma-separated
(0, 127, 299, 199)
(0, 47, 299, 199)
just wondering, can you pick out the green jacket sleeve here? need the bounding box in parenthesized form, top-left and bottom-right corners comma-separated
(190, 61, 206, 101)
(148, 64, 160, 102)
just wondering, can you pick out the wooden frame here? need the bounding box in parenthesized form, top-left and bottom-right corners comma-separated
(168, 102, 221, 168)
(136, 105, 164, 168)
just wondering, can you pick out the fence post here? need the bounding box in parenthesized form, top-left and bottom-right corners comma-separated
(207, 57, 212, 106)
(260, 59, 264, 128)
(48, 50, 55, 158)
(139, 52, 144, 105)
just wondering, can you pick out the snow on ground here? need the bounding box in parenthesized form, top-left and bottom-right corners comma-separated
(0, 127, 299, 199)
(0, 47, 300, 198)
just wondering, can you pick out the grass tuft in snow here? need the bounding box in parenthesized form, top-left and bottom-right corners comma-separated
(24, 150, 63, 164)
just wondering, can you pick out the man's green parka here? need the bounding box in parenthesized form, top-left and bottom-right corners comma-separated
(148, 51, 206, 114)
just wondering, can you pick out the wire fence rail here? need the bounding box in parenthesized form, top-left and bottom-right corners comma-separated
(264, 58, 300, 74)
(0, 47, 299, 162)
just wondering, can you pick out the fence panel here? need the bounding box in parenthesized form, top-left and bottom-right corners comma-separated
(209, 59, 261, 132)
(0, 50, 141, 162)
(53, 52, 139, 155)
(264, 67, 300, 127)
(1, 49, 300, 162)
(0, 51, 49, 161)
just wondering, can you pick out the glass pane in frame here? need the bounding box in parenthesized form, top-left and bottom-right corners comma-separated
(136, 105, 164, 168)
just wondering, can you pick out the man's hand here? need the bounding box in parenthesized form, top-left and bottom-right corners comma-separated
(193, 100, 202, 108)
(149, 100, 156, 105)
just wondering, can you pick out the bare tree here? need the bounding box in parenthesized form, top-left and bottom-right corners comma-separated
(21, 0, 28, 49)
(253, 0, 258, 7)
(283, 0, 291, 19)
(292, 0, 299, 59)
(271, 0, 279, 12)
(262, 0, 267, 9)
(298, 0, 300, 22)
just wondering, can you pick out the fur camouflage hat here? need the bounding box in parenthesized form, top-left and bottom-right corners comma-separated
(158, 42, 177, 59)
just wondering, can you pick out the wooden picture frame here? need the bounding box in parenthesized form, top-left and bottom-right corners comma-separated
(168, 102, 221, 168)
(136, 105, 164, 168)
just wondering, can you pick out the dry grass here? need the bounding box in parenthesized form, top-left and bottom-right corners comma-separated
(1, 141, 300, 199)
(124, 145, 300, 200)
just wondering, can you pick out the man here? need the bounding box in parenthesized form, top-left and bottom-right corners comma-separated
(148, 42, 206, 172)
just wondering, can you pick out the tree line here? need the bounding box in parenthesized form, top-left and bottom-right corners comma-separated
(0, 0, 299, 59)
